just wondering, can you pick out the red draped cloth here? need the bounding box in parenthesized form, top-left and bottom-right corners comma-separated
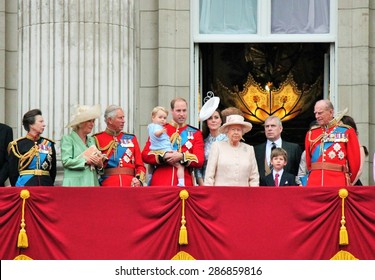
(1, 186, 375, 260)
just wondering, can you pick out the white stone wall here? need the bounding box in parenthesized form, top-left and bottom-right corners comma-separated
(18, 0, 135, 141)
(16, 0, 136, 185)
(338, 1, 373, 184)
(0, 0, 17, 132)
(137, 0, 191, 148)
(370, 1, 375, 185)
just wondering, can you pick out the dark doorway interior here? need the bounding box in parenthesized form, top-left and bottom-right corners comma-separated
(200, 43, 330, 149)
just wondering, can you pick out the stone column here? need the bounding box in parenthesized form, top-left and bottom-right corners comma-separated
(338, 1, 371, 184)
(18, 0, 135, 142)
(0, 1, 18, 125)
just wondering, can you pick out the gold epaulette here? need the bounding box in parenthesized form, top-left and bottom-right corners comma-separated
(8, 136, 27, 149)
(309, 125, 321, 131)
(187, 124, 199, 131)
(92, 131, 103, 137)
(10, 136, 27, 143)
(123, 132, 135, 136)
(7, 137, 26, 157)
(93, 131, 134, 136)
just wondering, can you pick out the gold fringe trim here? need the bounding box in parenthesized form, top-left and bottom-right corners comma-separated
(14, 254, 33, 260)
(148, 150, 166, 157)
(148, 150, 166, 164)
(179, 190, 189, 245)
(137, 171, 146, 185)
(338, 188, 349, 245)
(18, 190, 30, 248)
(183, 151, 198, 165)
(19, 143, 40, 171)
(330, 250, 358, 260)
(95, 138, 118, 159)
(171, 251, 196, 260)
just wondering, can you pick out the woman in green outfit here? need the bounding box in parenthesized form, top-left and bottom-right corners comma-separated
(61, 104, 104, 186)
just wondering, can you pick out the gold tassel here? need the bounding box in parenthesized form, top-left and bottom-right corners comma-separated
(18, 229, 28, 248)
(179, 224, 187, 245)
(338, 189, 349, 246)
(179, 190, 189, 245)
(18, 190, 30, 248)
(340, 225, 348, 245)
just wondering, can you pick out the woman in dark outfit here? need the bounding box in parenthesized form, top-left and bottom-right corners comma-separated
(8, 109, 56, 186)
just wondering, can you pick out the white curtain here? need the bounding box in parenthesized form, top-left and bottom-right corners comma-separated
(199, 0, 330, 35)
(271, 0, 330, 34)
(200, 0, 257, 34)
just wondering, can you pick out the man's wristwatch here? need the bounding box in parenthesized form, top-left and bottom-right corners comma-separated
(180, 152, 185, 164)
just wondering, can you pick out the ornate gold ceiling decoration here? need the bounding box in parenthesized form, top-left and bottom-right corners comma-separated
(216, 72, 322, 124)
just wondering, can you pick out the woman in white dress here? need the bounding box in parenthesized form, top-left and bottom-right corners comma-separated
(195, 96, 227, 185)
(204, 114, 259, 186)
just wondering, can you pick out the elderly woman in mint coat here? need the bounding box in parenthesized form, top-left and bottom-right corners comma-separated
(61, 105, 104, 186)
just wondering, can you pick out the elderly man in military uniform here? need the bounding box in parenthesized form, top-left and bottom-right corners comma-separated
(93, 105, 146, 187)
(305, 99, 360, 186)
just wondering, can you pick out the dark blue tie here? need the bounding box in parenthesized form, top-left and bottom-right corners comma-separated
(269, 143, 277, 169)
(271, 142, 277, 151)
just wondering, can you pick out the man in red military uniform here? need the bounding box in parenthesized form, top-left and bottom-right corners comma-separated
(142, 97, 204, 186)
(305, 99, 360, 186)
(93, 105, 146, 187)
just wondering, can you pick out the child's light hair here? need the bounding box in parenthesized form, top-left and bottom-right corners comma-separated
(151, 106, 168, 118)
(271, 147, 288, 162)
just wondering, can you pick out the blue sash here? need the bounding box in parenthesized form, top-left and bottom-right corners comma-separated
(16, 140, 53, 186)
(171, 126, 197, 151)
(106, 134, 134, 169)
(311, 126, 347, 163)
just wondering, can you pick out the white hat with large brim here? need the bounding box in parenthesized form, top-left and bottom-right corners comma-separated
(199, 96, 220, 121)
(219, 114, 252, 134)
(66, 104, 102, 128)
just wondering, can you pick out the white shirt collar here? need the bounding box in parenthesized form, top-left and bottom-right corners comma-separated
(267, 138, 282, 147)
(273, 169, 284, 179)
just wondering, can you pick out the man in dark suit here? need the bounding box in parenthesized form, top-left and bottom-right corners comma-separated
(0, 123, 13, 186)
(254, 116, 302, 184)
(260, 147, 297, 186)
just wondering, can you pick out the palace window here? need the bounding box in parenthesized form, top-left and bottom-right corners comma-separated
(192, 0, 336, 146)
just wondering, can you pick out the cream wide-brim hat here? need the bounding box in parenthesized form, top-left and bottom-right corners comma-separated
(199, 96, 220, 121)
(66, 104, 102, 128)
(219, 114, 252, 134)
